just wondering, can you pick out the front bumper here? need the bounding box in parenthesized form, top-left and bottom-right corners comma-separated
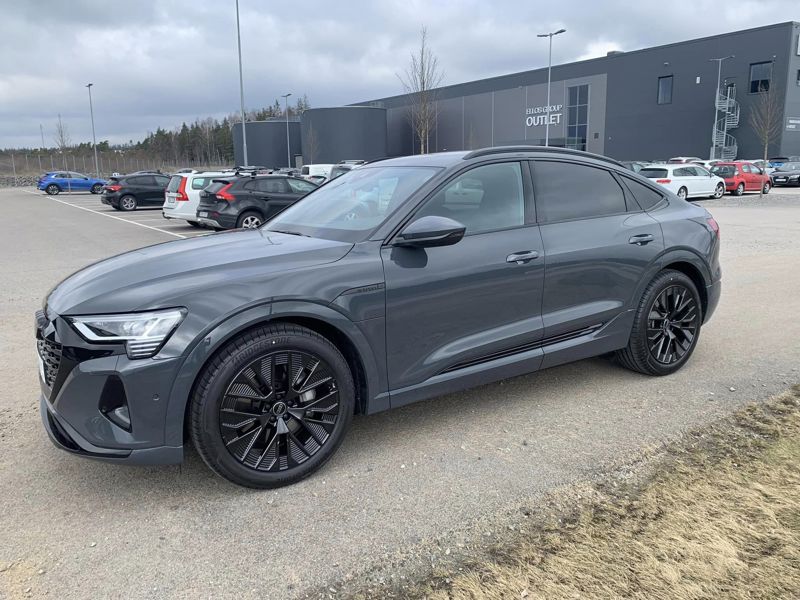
(36, 312, 184, 465)
(771, 177, 799, 186)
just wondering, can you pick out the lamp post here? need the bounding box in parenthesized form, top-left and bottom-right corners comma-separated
(709, 55, 734, 159)
(86, 83, 100, 177)
(537, 28, 566, 147)
(235, 0, 248, 166)
(282, 93, 292, 168)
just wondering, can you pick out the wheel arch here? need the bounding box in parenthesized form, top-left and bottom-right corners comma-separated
(661, 259, 709, 318)
(166, 301, 384, 448)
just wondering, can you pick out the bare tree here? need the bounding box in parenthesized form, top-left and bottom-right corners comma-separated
(305, 123, 321, 164)
(749, 89, 783, 196)
(398, 27, 444, 154)
(54, 114, 71, 170)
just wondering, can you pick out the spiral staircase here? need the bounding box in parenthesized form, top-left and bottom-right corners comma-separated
(710, 85, 740, 160)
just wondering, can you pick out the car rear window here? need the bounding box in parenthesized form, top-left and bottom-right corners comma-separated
(167, 175, 183, 193)
(711, 165, 735, 177)
(639, 168, 668, 179)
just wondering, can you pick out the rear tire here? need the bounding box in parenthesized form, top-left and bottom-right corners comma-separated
(616, 270, 702, 376)
(45, 184, 60, 195)
(734, 182, 745, 196)
(237, 211, 263, 229)
(189, 324, 355, 488)
(119, 195, 137, 211)
(762, 182, 770, 195)
(91, 184, 103, 194)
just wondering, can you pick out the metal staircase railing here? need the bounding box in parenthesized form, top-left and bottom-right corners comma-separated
(710, 86, 740, 160)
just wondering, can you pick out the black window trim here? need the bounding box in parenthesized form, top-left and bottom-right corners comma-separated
(386, 159, 537, 245)
(748, 61, 772, 94)
(529, 158, 634, 225)
(657, 74, 673, 105)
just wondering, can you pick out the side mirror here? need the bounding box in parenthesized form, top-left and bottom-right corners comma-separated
(396, 215, 466, 248)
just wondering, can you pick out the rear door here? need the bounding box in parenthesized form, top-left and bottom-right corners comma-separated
(672, 167, 695, 197)
(253, 177, 296, 219)
(532, 160, 664, 366)
(740, 163, 757, 190)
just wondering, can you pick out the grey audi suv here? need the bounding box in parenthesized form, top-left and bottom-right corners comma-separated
(36, 147, 721, 488)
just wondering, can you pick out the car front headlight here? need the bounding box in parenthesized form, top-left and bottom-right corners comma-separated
(68, 308, 186, 359)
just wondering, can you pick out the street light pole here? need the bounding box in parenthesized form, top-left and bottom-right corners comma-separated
(235, 0, 249, 166)
(282, 93, 292, 168)
(537, 28, 566, 147)
(709, 55, 734, 159)
(86, 83, 100, 177)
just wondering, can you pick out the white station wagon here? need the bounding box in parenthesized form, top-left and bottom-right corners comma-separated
(639, 164, 725, 200)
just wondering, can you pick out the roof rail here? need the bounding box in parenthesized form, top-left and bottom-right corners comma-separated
(462, 146, 623, 167)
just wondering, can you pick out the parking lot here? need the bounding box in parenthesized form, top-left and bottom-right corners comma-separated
(1, 185, 799, 598)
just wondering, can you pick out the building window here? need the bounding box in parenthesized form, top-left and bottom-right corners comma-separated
(566, 84, 588, 151)
(657, 75, 673, 104)
(749, 62, 772, 93)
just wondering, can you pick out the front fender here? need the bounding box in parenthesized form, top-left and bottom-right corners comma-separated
(162, 300, 386, 447)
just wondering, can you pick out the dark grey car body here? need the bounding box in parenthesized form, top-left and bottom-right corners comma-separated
(37, 147, 721, 465)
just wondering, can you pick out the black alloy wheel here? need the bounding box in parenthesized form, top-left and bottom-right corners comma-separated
(645, 285, 699, 365)
(219, 350, 340, 472)
(616, 270, 702, 376)
(190, 324, 354, 488)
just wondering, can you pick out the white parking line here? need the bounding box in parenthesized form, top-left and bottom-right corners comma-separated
(22, 190, 186, 239)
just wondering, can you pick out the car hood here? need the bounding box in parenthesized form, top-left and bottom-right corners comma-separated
(46, 229, 353, 316)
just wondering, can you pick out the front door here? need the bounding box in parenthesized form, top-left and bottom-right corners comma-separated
(531, 160, 664, 364)
(382, 161, 545, 397)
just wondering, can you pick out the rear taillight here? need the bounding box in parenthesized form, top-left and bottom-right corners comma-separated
(707, 216, 720, 237)
(656, 179, 671, 184)
(215, 184, 235, 201)
(176, 177, 189, 201)
(105, 184, 121, 192)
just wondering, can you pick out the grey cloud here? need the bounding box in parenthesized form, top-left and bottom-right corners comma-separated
(0, 0, 796, 148)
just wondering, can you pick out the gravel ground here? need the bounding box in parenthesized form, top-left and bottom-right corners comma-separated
(0, 186, 798, 599)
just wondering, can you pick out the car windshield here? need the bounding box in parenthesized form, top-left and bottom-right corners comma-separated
(264, 166, 440, 242)
(639, 168, 668, 179)
(711, 165, 735, 177)
(776, 162, 800, 171)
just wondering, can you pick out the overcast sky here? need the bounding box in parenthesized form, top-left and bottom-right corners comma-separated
(0, 0, 797, 149)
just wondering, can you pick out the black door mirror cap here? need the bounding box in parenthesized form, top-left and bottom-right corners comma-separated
(395, 215, 466, 248)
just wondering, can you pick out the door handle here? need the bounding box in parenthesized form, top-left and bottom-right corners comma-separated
(506, 250, 539, 264)
(628, 234, 655, 246)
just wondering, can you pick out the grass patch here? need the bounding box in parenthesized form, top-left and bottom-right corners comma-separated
(350, 386, 800, 600)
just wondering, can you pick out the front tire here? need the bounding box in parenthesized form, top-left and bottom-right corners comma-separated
(677, 187, 688, 200)
(734, 182, 745, 196)
(712, 183, 724, 199)
(189, 324, 355, 489)
(616, 270, 702, 376)
(45, 184, 60, 195)
(119, 195, 137, 211)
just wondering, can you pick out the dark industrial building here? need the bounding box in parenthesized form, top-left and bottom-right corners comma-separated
(235, 21, 800, 167)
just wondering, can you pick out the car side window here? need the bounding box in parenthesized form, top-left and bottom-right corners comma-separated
(673, 167, 692, 177)
(740, 164, 751, 174)
(154, 175, 170, 186)
(287, 179, 317, 194)
(414, 162, 525, 235)
(533, 161, 627, 222)
(621, 176, 665, 211)
(191, 177, 209, 190)
(693, 167, 710, 177)
(256, 178, 289, 194)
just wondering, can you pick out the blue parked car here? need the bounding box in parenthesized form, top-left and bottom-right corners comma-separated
(37, 171, 106, 195)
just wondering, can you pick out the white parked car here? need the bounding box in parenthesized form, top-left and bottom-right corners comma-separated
(162, 171, 229, 227)
(639, 164, 725, 200)
(300, 164, 334, 180)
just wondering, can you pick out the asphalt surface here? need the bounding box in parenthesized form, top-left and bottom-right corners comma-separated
(0, 186, 799, 599)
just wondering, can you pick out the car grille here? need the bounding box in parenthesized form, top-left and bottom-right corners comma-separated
(37, 335, 62, 388)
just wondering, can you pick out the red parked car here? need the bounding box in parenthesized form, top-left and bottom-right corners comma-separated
(710, 161, 771, 196)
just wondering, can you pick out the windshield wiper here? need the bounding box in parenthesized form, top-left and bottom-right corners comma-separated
(269, 229, 310, 237)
